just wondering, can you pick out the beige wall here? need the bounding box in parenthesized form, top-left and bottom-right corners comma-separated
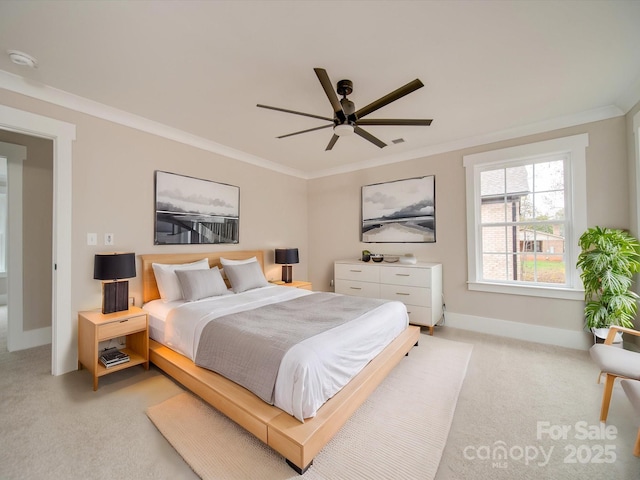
(308, 116, 629, 333)
(0, 89, 308, 330)
(0, 85, 634, 341)
(0, 130, 53, 330)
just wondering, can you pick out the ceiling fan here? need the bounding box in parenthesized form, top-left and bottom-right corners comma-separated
(257, 68, 433, 151)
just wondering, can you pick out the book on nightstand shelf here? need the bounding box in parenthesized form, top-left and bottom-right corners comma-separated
(99, 348, 130, 368)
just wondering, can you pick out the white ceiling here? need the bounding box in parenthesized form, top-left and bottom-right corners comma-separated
(1, 1, 639, 179)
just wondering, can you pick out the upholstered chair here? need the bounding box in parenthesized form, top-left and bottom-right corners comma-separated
(620, 379, 640, 456)
(589, 326, 640, 422)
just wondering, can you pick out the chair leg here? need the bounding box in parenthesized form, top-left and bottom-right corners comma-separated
(600, 374, 616, 422)
(635, 428, 640, 457)
(597, 371, 603, 384)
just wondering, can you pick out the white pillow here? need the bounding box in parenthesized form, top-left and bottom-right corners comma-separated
(152, 258, 209, 302)
(223, 261, 269, 293)
(220, 256, 258, 266)
(175, 267, 228, 301)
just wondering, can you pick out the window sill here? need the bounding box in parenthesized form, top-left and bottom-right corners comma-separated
(467, 281, 584, 300)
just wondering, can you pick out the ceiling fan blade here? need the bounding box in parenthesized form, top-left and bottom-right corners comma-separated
(325, 134, 339, 151)
(277, 124, 333, 139)
(257, 104, 333, 122)
(355, 79, 424, 119)
(354, 126, 387, 148)
(357, 118, 433, 126)
(314, 68, 346, 123)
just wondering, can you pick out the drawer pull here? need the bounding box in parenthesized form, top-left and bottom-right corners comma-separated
(119, 319, 129, 323)
(349, 269, 362, 273)
(350, 287, 362, 290)
(395, 273, 411, 277)
(396, 292, 410, 296)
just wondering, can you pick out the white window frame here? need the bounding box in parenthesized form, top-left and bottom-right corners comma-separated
(463, 134, 588, 300)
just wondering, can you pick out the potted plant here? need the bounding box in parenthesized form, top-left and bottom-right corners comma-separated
(577, 226, 640, 344)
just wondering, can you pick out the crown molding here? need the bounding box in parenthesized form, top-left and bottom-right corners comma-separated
(0, 69, 628, 181)
(0, 69, 306, 179)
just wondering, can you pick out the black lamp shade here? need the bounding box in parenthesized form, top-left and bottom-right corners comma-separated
(275, 248, 299, 265)
(94, 252, 136, 280)
(94, 253, 136, 314)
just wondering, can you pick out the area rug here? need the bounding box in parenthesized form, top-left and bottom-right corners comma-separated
(147, 333, 473, 480)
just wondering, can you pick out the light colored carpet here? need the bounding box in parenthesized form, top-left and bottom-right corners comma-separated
(147, 334, 473, 480)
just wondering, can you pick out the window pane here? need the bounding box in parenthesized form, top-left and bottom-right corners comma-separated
(534, 191, 564, 219)
(482, 226, 509, 253)
(534, 160, 564, 192)
(519, 193, 534, 221)
(520, 255, 566, 284)
(506, 166, 530, 195)
(480, 200, 506, 223)
(480, 169, 505, 196)
(482, 254, 509, 281)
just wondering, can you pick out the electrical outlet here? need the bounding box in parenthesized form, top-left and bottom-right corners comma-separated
(104, 233, 114, 245)
(87, 233, 97, 245)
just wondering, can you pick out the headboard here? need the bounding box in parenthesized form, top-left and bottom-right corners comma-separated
(139, 250, 265, 304)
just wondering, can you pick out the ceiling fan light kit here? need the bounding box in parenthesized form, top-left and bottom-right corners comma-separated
(258, 68, 433, 151)
(334, 124, 354, 136)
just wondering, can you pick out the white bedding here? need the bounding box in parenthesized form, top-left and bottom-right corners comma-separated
(144, 285, 408, 421)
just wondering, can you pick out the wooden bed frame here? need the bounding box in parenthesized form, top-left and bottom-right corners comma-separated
(140, 250, 420, 474)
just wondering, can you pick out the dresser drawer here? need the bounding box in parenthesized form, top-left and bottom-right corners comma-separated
(335, 263, 380, 283)
(335, 280, 380, 298)
(380, 284, 430, 307)
(381, 266, 431, 287)
(405, 305, 433, 327)
(97, 315, 147, 341)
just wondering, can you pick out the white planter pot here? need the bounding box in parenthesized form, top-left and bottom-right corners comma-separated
(592, 327, 623, 347)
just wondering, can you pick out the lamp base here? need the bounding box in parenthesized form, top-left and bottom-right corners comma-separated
(102, 280, 130, 314)
(281, 265, 293, 284)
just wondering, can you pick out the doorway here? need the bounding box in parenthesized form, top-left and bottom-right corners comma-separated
(0, 104, 75, 375)
(0, 138, 52, 355)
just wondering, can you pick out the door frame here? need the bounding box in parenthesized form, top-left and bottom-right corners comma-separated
(0, 104, 75, 375)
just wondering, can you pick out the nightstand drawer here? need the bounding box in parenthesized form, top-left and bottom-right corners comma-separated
(98, 315, 147, 341)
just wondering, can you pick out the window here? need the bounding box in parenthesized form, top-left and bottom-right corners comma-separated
(463, 134, 588, 299)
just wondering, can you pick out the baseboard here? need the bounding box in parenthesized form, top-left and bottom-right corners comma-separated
(7, 326, 52, 352)
(444, 312, 592, 350)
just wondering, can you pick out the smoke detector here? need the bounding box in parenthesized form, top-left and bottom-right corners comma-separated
(7, 50, 38, 68)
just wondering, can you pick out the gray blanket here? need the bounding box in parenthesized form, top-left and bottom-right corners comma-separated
(194, 292, 388, 404)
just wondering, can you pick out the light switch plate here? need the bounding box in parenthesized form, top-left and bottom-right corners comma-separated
(87, 233, 97, 245)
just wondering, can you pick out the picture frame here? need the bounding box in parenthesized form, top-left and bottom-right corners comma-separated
(154, 171, 239, 245)
(361, 175, 435, 243)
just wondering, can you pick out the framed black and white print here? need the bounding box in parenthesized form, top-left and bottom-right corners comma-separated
(361, 175, 435, 243)
(154, 171, 240, 245)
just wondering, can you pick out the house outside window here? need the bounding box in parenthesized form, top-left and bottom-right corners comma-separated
(463, 134, 588, 300)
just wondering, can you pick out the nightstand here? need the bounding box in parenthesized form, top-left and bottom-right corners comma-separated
(284, 281, 312, 290)
(78, 306, 149, 390)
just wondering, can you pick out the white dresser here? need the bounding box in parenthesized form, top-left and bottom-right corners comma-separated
(334, 260, 443, 335)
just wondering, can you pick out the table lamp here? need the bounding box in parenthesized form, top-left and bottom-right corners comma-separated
(94, 252, 136, 314)
(275, 248, 299, 283)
